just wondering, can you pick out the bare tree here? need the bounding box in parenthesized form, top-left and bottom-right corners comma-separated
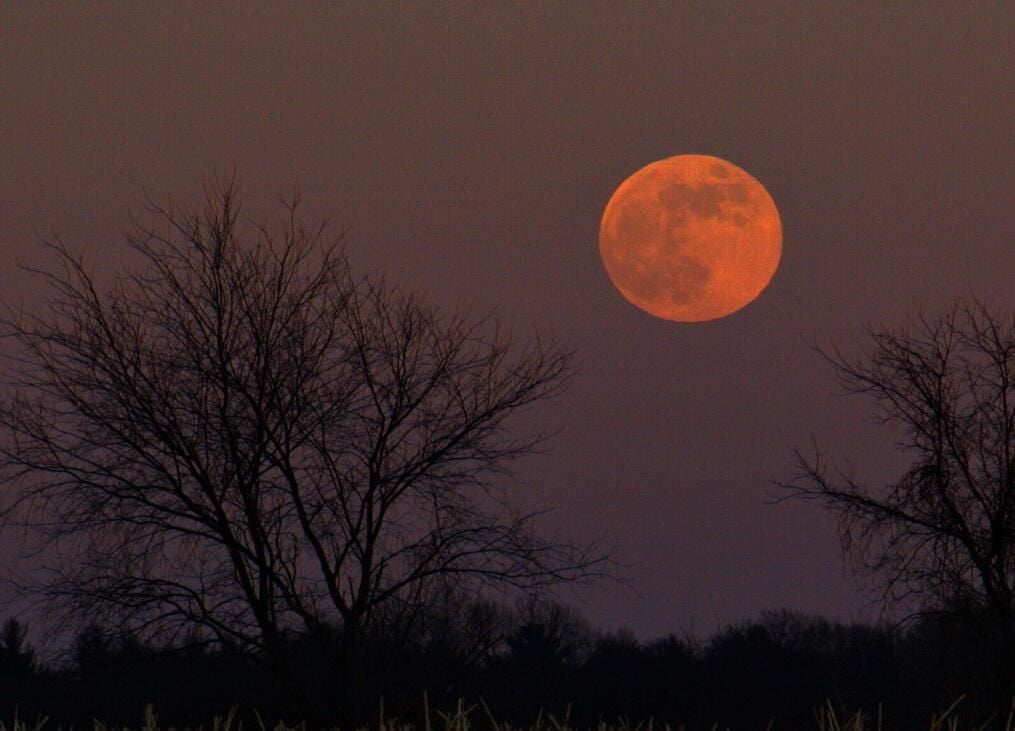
(774, 299, 1015, 699)
(0, 180, 616, 699)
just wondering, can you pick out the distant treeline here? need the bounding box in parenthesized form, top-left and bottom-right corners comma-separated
(1, 599, 1012, 731)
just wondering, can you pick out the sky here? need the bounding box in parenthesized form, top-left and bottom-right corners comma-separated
(1, 3, 1013, 662)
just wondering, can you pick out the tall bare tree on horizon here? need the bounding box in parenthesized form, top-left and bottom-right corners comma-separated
(775, 298, 1015, 705)
(0, 180, 617, 710)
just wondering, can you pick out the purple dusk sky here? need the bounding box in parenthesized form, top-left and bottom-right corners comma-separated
(1, 3, 1013, 661)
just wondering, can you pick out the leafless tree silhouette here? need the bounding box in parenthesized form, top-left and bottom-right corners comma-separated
(775, 298, 1015, 701)
(0, 180, 616, 699)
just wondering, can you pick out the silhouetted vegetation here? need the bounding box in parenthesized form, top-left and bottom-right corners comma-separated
(0, 185, 1011, 729)
(1, 597, 1014, 731)
(0, 180, 617, 727)
(776, 298, 1015, 721)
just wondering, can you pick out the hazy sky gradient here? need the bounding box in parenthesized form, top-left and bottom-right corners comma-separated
(1, 3, 1013, 660)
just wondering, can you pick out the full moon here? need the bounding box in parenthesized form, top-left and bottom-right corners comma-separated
(599, 154, 782, 322)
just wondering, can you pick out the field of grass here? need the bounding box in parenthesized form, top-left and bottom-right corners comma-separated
(2, 693, 1013, 731)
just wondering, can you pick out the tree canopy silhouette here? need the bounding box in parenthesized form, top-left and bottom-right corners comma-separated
(0, 180, 615, 709)
(776, 298, 1015, 706)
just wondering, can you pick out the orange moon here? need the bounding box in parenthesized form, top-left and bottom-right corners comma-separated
(599, 154, 782, 322)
